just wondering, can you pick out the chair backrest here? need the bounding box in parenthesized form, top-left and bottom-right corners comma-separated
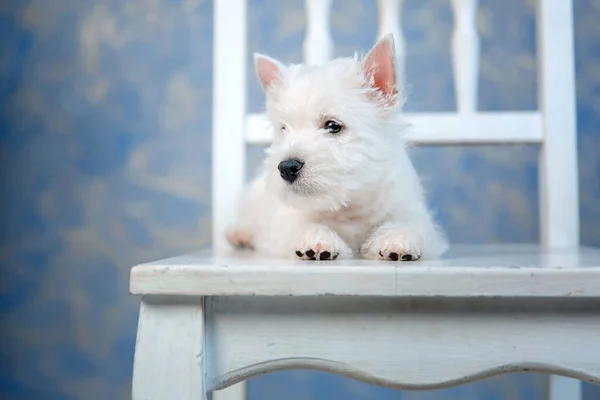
(211, 0, 578, 252)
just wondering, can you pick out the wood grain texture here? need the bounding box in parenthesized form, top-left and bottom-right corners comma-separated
(204, 296, 600, 391)
(130, 244, 600, 297)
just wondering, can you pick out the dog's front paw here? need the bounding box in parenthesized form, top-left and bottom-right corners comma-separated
(295, 225, 351, 261)
(377, 245, 421, 261)
(362, 225, 422, 261)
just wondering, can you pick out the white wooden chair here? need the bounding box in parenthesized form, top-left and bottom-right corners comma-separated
(129, 0, 600, 399)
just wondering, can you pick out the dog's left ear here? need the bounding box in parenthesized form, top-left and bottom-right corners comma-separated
(361, 34, 398, 107)
(254, 53, 286, 92)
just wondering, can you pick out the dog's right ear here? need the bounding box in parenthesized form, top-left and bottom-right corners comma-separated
(254, 53, 286, 92)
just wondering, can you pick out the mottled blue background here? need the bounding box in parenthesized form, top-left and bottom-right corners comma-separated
(1, 0, 599, 399)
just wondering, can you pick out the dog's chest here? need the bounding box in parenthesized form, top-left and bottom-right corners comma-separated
(320, 208, 381, 250)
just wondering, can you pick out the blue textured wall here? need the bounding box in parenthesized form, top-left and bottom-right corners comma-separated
(0, 0, 599, 399)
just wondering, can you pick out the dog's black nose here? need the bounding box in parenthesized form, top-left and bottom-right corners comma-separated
(278, 159, 304, 183)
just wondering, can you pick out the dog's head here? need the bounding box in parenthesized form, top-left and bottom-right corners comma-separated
(254, 35, 403, 212)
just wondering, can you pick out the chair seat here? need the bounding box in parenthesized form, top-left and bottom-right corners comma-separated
(130, 244, 600, 298)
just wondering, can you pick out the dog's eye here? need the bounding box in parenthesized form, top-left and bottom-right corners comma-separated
(323, 120, 343, 134)
(280, 125, 287, 132)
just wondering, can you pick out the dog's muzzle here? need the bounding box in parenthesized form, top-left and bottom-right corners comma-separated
(278, 158, 304, 183)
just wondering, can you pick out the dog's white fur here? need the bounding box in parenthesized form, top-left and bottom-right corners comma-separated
(227, 34, 448, 261)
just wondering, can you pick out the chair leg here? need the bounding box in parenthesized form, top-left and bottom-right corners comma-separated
(549, 375, 581, 400)
(132, 296, 211, 400)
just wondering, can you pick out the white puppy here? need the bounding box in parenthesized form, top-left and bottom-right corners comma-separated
(227, 34, 448, 261)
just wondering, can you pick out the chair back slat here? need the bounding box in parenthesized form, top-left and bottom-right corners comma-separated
(212, 0, 247, 251)
(245, 112, 544, 145)
(537, 0, 579, 248)
(303, 0, 334, 65)
(451, 0, 480, 113)
(377, 0, 405, 100)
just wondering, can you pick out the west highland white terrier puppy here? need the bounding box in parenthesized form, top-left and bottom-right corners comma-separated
(226, 34, 448, 261)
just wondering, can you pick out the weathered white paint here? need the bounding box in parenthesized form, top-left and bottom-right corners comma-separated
(130, 244, 600, 297)
(377, 0, 405, 102)
(538, 1, 580, 397)
(204, 296, 600, 391)
(212, 0, 246, 252)
(451, 0, 479, 113)
(132, 297, 210, 400)
(303, 0, 333, 65)
(245, 111, 544, 144)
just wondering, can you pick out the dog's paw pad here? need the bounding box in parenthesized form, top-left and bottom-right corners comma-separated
(295, 246, 339, 261)
(295, 244, 342, 261)
(226, 228, 253, 249)
(295, 226, 351, 261)
(378, 250, 420, 262)
(296, 245, 340, 261)
(296, 246, 340, 261)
